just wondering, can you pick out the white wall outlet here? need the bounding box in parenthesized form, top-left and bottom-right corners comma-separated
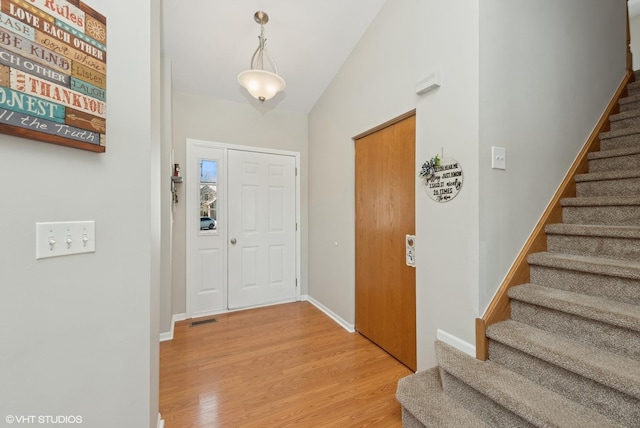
(491, 146, 506, 170)
(36, 221, 96, 259)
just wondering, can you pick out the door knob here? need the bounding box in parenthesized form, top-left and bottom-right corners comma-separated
(230, 238, 237, 244)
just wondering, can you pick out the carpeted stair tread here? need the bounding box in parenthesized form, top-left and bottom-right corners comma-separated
(508, 284, 640, 333)
(587, 146, 640, 161)
(626, 80, 640, 94)
(486, 321, 640, 400)
(544, 224, 640, 262)
(609, 109, 640, 123)
(545, 223, 640, 239)
(509, 285, 640, 361)
(587, 146, 640, 171)
(618, 93, 640, 108)
(608, 113, 640, 132)
(435, 341, 624, 428)
(574, 168, 640, 182)
(561, 195, 640, 207)
(396, 368, 491, 428)
(527, 252, 640, 280)
(561, 197, 640, 226)
(599, 124, 640, 140)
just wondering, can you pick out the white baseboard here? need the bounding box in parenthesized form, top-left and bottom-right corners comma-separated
(159, 331, 172, 342)
(436, 329, 476, 357)
(157, 413, 164, 428)
(303, 295, 355, 333)
(159, 313, 187, 342)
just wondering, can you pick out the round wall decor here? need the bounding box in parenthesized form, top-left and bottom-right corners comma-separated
(419, 156, 463, 203)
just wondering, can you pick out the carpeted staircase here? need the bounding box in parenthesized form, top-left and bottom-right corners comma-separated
(396, 74, 640, 427)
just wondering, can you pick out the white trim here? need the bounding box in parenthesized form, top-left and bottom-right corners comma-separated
(159, 313, 187, 342)
(157, 414, 164, 428)
(159, 332, 172, 342)
(436, 329, 476, 357)
(187, 138, 301, 157)
(303, 295, 355, 333)
(229, 298, 298, 313)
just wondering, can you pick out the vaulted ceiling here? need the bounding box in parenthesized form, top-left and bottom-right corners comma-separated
(161, 1, 386, 113)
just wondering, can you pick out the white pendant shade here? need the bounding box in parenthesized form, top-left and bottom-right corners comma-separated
(237, 69, 286, 102)
(237, 11, 286, 103)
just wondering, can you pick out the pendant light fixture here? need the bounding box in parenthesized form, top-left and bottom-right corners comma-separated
(237, 11, 286, 103)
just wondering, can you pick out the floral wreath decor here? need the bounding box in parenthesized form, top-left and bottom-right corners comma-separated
(419, 154, 440, 183)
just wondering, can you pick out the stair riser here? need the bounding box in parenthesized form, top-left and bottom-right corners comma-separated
(401, 409, 425, 428)
(546, 233, 640, 262)
(589, 153, 640, 172)
(610, 115, 640, 131)
(439, 370, 534, 428)
(529, 265, 640, 305)
(576, 177, 640, 197)
(488, 341, 640, 427)
(562, 205, 640, 226)
(600, 133, 640, 151)
(510, 300, 640, 360)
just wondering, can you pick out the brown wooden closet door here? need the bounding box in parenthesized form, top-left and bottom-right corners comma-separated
(355, 113, 416, 370)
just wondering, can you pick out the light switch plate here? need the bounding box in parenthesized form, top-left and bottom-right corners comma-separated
(492, 146, 506, 170)
(36, 221, 96, 259)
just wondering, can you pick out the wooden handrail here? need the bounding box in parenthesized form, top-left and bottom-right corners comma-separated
(475, 68, 633, 361)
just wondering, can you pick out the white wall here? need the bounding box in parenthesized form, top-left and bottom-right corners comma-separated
(631, 14, 640, 70)
(478, 0, 627, 311)
(170, 91, 308, 316)
(150, 0, 162, 425)
(308, 0, 481, 369)
(0, 0, 159, 427)
(308, 0, 626, 370)
(159, 59, 174, 334)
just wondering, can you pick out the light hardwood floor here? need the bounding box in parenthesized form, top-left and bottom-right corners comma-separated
(160, 301, 413, 427)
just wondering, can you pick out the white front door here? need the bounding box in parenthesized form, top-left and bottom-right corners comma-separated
(186, 140, 299, 317)
(186, 144, 225, 317)
(227, 150, 297, 309)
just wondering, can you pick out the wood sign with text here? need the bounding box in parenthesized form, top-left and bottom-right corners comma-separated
(0, 0, 106, 152)
(425, 157, 463, 203)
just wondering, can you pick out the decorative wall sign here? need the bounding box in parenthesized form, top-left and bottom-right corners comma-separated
(419, 155, 463, 202)
(0, 0, 107, 152)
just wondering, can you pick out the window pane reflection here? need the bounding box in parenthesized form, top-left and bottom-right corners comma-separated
(199, 159, 217, 231)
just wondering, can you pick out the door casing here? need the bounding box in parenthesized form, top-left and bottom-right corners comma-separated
(185, 139, 301, 318)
